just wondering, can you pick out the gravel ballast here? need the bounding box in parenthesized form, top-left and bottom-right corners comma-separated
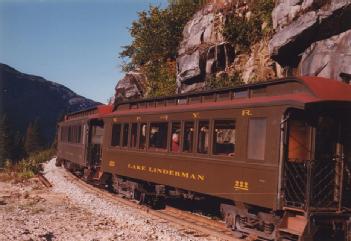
(41, 158, 219, 241)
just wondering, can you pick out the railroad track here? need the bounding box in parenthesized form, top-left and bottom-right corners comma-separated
(59, 168, 239, 241)
(37, 173, 52, 188)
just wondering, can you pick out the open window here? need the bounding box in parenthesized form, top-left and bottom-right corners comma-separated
(122, 123, 129, 147)
(149, 122, 168, 150)
(213, 120, 235, 156)
(197, 121, 209, 154)
(131, 123, 138, 148)
(183, 121, 194, 152)
(111, 124, 121, 147)
(171, 122, 181, 152)
(139, 123, 147, 149)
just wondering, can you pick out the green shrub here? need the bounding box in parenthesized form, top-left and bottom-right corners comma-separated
(206, 71, 244, 89)
(223, 0, 274, 52)
(2, 149, 54, 180)
(143, 60, 177, 97)
(119, 1, 204, 97)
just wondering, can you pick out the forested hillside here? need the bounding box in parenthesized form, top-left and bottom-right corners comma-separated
(0, 63, 98, 165)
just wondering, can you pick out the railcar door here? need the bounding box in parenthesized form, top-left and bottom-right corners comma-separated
(87, 119, 104, 169)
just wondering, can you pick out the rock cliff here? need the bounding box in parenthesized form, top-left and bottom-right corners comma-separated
(270, 0, 351, 80)
(115, 0, 351, 98)
(0, 63, 99, 144)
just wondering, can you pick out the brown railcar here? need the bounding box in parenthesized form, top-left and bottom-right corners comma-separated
(57, 105, 112, 170)
(57, 77, 351, 240)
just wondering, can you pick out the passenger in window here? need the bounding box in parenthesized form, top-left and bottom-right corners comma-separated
(183, 122, 194, 152)
(139, 123, 147, 149)
(171, 122, 181, 152)
(197, 121, 209, 154)
(172, 132, 180, 152)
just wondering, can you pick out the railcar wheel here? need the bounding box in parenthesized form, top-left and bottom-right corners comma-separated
(132, 189, 141, 203)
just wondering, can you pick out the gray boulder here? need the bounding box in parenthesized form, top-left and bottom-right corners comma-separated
(269, 0, 351, 67)
(299, 29, 351, 81)
(176, 4, 236, 93)
(114, 70, 146, 102)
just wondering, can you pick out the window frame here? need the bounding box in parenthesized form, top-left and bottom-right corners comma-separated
(130, 122, 138, 149)
(139, 122, 148, 150)
(148, 121, 169, 151)
(247, 117, 267, 161)
(212, 118, 236, 157)
(111, 123, 122, 147)
(170, 121, 182, 153)
(196, 120, 210, 155)
(182, 120, 195, 153)
(121, 122, 130, 148)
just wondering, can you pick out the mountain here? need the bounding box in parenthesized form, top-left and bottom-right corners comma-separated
(0, 63, 99, 145)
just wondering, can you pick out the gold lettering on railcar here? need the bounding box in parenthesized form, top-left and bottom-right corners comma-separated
(234, 180, 249, 191)
(109, 161, 116, 167)
(192, 112, 200, 119)
(127, 163, 205, 181)
(241, 109, 252, 116)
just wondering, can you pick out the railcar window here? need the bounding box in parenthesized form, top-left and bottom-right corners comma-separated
(111, 124, 121, 146)
(68, 126, 72, 142)
(171, 122, 181, 152)
(131, 123, 138, 148)
(149, 122, 168, 149)
(139, 123, 147, 149)
(197, 121, 209, 154)
(77, 125, 82, 143)
(234, 90, 248, 98)
(248, 118, 267, 160)
(122, 123, 129, 147)
(60, 127, 66, 142)
(213, 120, 235, 155)
(183, 121, 194, 152)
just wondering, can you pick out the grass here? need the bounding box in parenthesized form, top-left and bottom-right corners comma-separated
(1, 149, 55, 181)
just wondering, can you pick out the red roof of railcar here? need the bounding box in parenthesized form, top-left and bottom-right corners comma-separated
(108, 77, 351, 116)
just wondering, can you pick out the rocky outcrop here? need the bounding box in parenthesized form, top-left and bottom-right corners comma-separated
(235, 37, 276, 83)
(176, 4, 236, 93)
(299, 29, 351, 81)
(176, 1, 278, 93)
(0, 63, 99, 144)
(114, 70, 146, 102)
(270, 0, 351, 68)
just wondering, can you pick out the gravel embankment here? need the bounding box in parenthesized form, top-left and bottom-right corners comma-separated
(41, 158, 219, 241)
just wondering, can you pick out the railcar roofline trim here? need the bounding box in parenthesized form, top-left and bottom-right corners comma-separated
(112, 76, 351, 113)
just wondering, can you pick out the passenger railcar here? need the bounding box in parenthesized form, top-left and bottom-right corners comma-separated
(57, 77, 351, 241)
(57, 105, 112, 173)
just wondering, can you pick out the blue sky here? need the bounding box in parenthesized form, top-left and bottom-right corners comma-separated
(0, 0, 167, 103)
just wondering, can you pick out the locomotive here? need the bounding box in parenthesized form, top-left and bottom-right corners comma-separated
(57, 77, 351, 241)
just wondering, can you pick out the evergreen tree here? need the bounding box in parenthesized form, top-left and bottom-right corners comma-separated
(0, 115, 14, 167)
(24, 119, 42, 155)
(12, 131, 25, 162)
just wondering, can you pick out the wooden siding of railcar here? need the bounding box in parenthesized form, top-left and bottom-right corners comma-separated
(57, 119, 88, 167)
(101, 105, 287, 209)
